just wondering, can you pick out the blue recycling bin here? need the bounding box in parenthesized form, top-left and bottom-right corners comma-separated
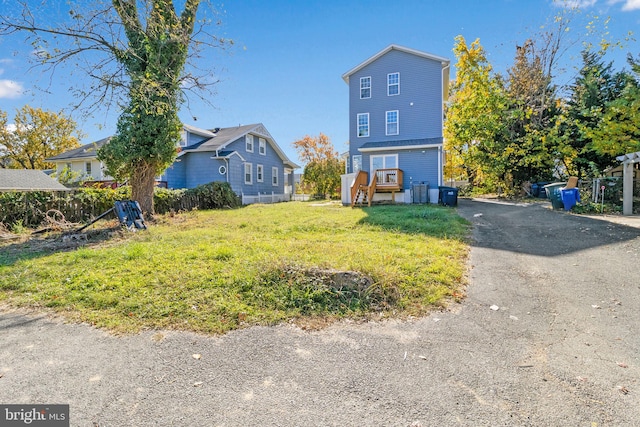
(531, 183, 540, 198)
(560, 188, 580, 211)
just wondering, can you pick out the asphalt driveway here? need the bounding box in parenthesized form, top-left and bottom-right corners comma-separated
(1, 198, 640, 426)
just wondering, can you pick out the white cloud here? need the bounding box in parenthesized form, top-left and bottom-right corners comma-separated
(553, 0, 597, 7)
(0, 79, 23, 99)
(608, 0, 640, 10)
(621, 0, 640, 10)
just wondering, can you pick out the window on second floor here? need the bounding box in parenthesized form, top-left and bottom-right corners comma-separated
(259, 138, 266, 155)
(272, 167, 279, 186)
(386, 110, 399, 135)
(85, 162, 92, 175)
(179, 129, 188, 147)
(360, 76, 371, 99)
(246, 134, 254, 152)
(357, 113, 369, 138)
(244, 162, 253, 184)
(257, 164, 264, 182)
(388, 72, 400, 96)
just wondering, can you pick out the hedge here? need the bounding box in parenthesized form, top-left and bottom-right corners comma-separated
(0, 182, 241, 229)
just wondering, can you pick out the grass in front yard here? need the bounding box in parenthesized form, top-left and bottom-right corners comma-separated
(0, 202, 469, 334)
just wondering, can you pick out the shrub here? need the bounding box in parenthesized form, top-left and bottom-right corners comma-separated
(0, 182, 240, 229)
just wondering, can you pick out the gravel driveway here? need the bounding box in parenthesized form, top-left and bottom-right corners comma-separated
(1, 198, 640, 426)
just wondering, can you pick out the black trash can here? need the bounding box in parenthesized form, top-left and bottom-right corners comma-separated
(438, 186, 459, 207)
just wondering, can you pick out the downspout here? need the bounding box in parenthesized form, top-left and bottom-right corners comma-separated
(225, 158, 229, 183)
(441, 62, 450, 189)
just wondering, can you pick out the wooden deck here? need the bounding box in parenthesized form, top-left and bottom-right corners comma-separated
(351, 169, 404, 207)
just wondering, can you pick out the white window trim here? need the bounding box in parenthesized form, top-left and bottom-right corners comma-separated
(257, 164, 264, 182)
(179, 129, 188, 147)
(370, 153, 398, 171)
(244, 162, 253, 184)
(357, 113, 369, 138)
(272, 166, 279, 186)
(246, 134, 254, 152)
(360, 76, 371, 99)
(352, 154, 362, 173)
(386, 110, 399, 136)
(85, 161, 92, 175)
(259, 138, 266, 155)
(387, 72, 400, 96)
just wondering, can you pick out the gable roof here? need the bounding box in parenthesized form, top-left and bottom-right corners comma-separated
(45, 137, 111, 162)
(182, 123, 300, 169)
(0, 169, 70, 192)
(342, 44, 451, 102)
(342, 44, 450, 84)
(46, 124, 300, 170)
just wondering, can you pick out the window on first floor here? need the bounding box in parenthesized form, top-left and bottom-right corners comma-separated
(257, 164, 264, 182)
(386, 110, 399, 135)
(357, 113, 369, 138)
(244, 162, 253, 184)
(85, 161, 92, 175)
(371, 154, 398, 171)
(272, 166, 279, 186)
(352, 155, 362, 173)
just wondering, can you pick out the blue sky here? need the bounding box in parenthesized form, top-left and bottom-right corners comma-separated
(1, 0, 639, 165)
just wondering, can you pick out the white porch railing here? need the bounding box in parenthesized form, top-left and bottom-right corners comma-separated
(241, 192, 291, 205)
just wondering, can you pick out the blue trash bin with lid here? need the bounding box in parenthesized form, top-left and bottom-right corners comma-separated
(560, 188, 580, 211)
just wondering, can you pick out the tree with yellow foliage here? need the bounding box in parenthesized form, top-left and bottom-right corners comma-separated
(0, 106, 83, 169)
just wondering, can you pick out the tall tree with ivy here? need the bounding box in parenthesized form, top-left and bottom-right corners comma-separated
(97, 1, 199, 214)
(0, 1, 229, 215)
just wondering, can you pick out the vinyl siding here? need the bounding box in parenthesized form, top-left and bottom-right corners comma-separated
(348, 49, 444, 157)
(163, 159, 186, 189)
(226, 138, 286, 195)
(359, 147, 440, 190)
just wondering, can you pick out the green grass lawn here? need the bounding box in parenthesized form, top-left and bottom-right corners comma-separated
(0, 202, 470, 334)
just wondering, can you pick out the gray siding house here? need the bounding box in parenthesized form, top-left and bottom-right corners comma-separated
(341, 44, 450, 205)
(47, 123, 299, 204)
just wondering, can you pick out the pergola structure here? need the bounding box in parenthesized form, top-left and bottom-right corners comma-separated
(616, 151, 640, 216)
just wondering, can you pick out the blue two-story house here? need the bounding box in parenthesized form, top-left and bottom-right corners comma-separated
(163, 123, 299, 203)
(341, 44, 450, 206)
(47, 123, 299, 204)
